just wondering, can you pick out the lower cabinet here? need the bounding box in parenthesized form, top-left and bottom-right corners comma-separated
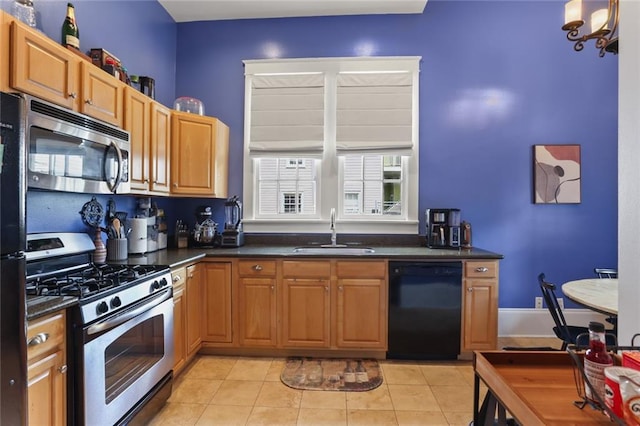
(172, 263, 203, 375)
(185, 263, 203, 358)
(335, 261, 388, 349)
(202, 261, 233, 343)
(462, 260, 499, 351)
(27, 311, 67, 426)
(171, 266, 187, 375)
(237, 260, 277, 347)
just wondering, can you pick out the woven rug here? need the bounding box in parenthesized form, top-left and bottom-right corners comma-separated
(281, 357, 383, 391)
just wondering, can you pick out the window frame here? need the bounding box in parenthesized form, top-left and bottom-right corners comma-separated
(243, 57, 420, 235)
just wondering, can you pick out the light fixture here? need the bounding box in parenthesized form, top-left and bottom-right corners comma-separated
(562, 0, 618, 57)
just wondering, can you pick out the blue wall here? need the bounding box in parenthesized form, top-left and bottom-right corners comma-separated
(8, 0, 618, 309)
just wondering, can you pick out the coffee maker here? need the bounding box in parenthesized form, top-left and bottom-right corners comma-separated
(425, 208, 461, 249)
(191, 205, 219, 248)
(221, 196, 244, 247)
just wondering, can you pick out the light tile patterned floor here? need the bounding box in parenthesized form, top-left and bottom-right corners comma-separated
(148, 337, 560, 425)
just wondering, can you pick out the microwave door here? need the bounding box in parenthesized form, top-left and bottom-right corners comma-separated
(104, 141, 123, 193)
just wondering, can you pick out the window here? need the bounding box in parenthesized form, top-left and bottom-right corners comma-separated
(243, 57, 420, 234)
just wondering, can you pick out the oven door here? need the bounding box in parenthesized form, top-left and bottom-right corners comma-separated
(81, 289, 173, 426)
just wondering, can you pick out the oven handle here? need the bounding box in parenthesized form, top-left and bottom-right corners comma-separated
(86, 288, 171, 336)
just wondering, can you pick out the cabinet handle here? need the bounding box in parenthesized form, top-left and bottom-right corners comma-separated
(475, 267, 489, 273)
(253, 265, 263, 271)
(338, 286, 343, 291)
(68, 92, 77, 99)
(85, 99, 93, 105)
(58, 365, 67, 374)
(188, 273, 194, 278)
(468, 287, 473, 292)
(270, 285, 275, 291)
(144, 179, 149, 184)
(27, 333, 49, 346)
(172, 275, 181, 282)
(173, 183, 178, 187)
(325, 286, 329, 292)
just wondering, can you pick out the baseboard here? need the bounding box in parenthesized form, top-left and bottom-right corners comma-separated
(498, 308, 609, 337)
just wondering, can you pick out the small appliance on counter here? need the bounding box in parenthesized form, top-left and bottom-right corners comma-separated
(221, 196, 244, 248)
(425, 208, 461, 249)
(191, 205, 220, 248)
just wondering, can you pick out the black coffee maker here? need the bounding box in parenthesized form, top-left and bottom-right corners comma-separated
(191, 205, 219, 247)
(221, 196, 244, 247)
(425, 208, 461, 249)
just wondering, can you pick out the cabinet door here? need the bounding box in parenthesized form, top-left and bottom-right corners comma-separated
(238, 277, 277, 347)
(11, 20, 79, 110)
(202, 262, 233, 343)
(281, 278, 330, 348)
(171, 111, 229, 197)
(124, 87, 151, 193)
(80, 61, 124, 127)
(172, 284, 187, 375)
(335, 277, 387, 348)
(1, 11, 15, 93)
(185, 264, 203, 358)
(462, 278, 498, 351)
(28, 350, 66, 426)
(150, 102, 171, 194)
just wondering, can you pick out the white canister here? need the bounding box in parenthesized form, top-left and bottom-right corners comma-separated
(128, 218, 148, 254)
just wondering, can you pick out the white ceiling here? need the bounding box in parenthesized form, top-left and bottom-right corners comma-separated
(158, 0, 428, 23)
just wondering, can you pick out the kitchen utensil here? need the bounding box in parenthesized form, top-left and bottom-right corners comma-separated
(221, 196, 244, 247)
(114, 211, 128, 224)
(106, 198, 116, 224)
(112, 218, 121, 238)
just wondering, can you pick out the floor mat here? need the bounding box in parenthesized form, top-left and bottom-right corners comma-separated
(281, 357, 383, 391)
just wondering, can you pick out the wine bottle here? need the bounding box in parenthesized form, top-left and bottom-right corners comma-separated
(61, 2, 79, 50)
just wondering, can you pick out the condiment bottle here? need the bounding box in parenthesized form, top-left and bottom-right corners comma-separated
(584, 321, 613, 405)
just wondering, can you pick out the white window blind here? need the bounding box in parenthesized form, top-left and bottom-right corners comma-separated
(249, 73, 325, 156)
(336, 72, 414, 155)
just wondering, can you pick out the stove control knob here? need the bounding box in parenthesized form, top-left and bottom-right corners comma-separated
(111, 296, 122, 308)
(159, 277, 168, 287)
(96, 301, 109, 314)
(151, 280, 160, 291)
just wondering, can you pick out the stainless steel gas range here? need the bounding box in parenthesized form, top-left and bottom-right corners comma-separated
(26, 233, 173, 426)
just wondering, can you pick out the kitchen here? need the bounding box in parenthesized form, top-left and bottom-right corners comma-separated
(0, 0, 638, 424)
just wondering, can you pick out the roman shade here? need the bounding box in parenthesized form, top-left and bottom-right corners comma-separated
(248, 73, 324, 157)
(336, 72, 414, 155)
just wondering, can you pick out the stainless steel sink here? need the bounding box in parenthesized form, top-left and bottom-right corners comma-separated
(292, 246, 375, 255)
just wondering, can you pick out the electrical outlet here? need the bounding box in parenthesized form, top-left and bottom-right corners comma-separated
(557, 297, 564, 310)
(535, 297, 543, 309)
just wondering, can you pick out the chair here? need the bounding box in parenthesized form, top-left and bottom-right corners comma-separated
(594, 267, 618, 330)
(538, 273, 590, 350)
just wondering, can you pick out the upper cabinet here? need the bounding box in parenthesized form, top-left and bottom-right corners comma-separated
(9, 19, 124, 127)
(1, 12, 15, 93)
(171, 111, 229, 198)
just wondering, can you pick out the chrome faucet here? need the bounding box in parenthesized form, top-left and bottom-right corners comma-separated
(330, 207, 337, 246)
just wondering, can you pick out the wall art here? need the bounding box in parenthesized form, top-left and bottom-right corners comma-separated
(533, 144, 581, 204)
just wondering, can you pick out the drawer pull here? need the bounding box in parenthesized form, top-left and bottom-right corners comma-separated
(28, 333, 49, 346)
(253, 265, 263, 271)
(58, 365, 68, 374)
(68, 92, 77, 99)
(475, 267, 489, 273)
(468, 287, 473, 292)
(172, 275, 181, 282)
(85, 99, 93, 105)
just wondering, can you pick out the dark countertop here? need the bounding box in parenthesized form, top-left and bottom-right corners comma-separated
(26, 240, 503, 319)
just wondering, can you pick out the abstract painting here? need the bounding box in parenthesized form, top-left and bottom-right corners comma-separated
(533, 144, 581, 204)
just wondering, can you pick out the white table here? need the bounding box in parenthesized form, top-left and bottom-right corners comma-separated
(562, 278, 618, 316)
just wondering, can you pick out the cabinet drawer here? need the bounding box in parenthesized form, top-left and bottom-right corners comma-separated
(282, 260, 330, 278)
(238, 260, 277, 277)
(465, 261, 498, 279)
(171, 266, 187, 289)
(336, 261, 386, 278)
(27, 311, 65, 362)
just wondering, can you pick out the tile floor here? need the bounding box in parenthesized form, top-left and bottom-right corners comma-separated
(148, 337, 560, 426)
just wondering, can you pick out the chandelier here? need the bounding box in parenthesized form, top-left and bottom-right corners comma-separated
(562, 0, 619, 57)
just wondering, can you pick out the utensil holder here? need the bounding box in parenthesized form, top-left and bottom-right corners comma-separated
(107, 238, 128, 261)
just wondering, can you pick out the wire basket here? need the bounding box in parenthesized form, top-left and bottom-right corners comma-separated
(567, 333, 640, 425)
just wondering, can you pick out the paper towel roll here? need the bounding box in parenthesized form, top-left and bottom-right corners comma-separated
(128, 218, 148, 254)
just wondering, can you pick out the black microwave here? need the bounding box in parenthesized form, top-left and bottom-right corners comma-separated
(23, 94, 130, 194)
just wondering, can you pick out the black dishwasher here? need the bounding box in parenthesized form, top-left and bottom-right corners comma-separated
(387, 261, 462, 360)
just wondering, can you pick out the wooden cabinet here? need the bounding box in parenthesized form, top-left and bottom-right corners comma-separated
(27, 311, 67, 426)
(1, 11, 15, 93)
(202, 262, 233, 344)
(335, 261, 388, 349)
(281, 261, 331, 348)
(150, 102, 171, 194)
(185, 263, 203, 358)
(462, 260, 499, 351)
(171, 267, 187, 375)
(125, 87, 151, 192)
(170, 111, 229, 197)
(10, 20, 124, 126)
(237, 260, 277, 347)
